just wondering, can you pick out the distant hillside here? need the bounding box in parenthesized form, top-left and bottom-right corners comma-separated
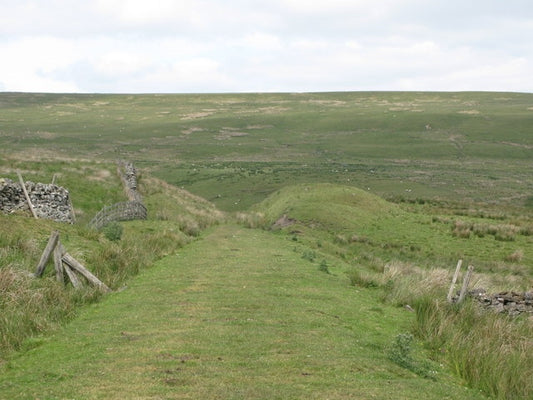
(0, 91, 532, 210)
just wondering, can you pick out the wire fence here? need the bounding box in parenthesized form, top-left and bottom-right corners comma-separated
(88, 201, 147, 230)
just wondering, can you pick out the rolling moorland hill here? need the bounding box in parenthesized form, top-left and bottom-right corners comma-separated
(0, 91, 532, 210)
(0, 92, 532, 399)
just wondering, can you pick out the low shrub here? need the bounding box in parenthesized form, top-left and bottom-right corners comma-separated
(102, 222, 123, 241)
(318, 259, 330, 274)
(387, 332, 435, 380)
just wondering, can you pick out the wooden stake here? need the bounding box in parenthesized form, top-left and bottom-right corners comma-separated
(447, 259, 463, 303)
(62, 253, 111, 292)
(63, 263, 83, 289)
(53, 241, 65, 282)
(17, 171, 38, 219)
(34, 231, 60, 277)
(457, 265, 474, 304)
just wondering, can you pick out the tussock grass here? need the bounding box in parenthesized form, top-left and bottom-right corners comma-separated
(234, 211, 268, 229)
(0, 168, 225, 360)
(451, 220, 521, 241)
(0, 265, 77, 355)
(378, 261, 533, 400)
(381, 261, 449, 306)
(413, 298, 533, 400)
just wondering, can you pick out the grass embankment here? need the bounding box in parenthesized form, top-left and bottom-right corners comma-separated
(0, 161, 224, 360)
(252, 184, 533, 400)
(0, 225, 485, 400)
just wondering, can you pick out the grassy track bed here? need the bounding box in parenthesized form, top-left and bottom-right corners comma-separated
(0, 225, 484, 399)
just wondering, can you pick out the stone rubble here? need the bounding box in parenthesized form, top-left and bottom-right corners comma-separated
(469, 288, 533, 316)
(0, 177, 74, 223)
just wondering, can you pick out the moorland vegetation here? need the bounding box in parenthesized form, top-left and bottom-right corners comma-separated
(0, 91, 532, 399)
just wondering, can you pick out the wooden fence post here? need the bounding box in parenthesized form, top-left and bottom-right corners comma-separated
(17, 171, 38, 219)
(457, 265, 474, 304)
(53, 241, 65, 282)
(62, 253, 111, 293)
(63, 262, 83, 289)
(447, 259, 463, 303)
(35, 231, 60, 277)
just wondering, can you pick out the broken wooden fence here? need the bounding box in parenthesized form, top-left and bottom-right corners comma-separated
(35, 231, 110, 292)
(447, 259, 474, 304)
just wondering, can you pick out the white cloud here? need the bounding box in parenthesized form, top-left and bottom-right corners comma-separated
(241, 33, 283, 51)
(0, 0, 531, 93)
(94, 0, 202, 26)
(93, 52, 152, 77)
(0, 36, 81, 92)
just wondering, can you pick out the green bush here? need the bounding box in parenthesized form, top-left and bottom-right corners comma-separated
(102, 222, 123, 241)
(388, 332, 435, 380)
(301, 250, 316, 262)
(318, 259, 330, 274)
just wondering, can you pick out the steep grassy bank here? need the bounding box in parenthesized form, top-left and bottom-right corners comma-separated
(0, 161, 224, 360)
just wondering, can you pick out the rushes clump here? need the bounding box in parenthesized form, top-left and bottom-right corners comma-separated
(347, 268, 379, 288)
(412, 298, 533, 400)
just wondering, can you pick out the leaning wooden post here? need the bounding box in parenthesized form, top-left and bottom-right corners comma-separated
(35, 231, 60, 277)
(17, 171, 38, 219)
(457, 265, 474, 304)
(447, 259, 463, 303)
(53, 241, 65, 282)
(63, 263, 83, 289)
(62, 253, 111, 293)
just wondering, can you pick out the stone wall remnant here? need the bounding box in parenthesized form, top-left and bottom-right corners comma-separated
(0, 178, 74, 223)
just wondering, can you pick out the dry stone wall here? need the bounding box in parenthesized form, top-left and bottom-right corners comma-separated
(118, 161, 142, 203)
(470, 289, 533, 316)
(0, 178, 74, 223)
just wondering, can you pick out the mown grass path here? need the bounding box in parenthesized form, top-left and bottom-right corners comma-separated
(0, 225, 485, 399)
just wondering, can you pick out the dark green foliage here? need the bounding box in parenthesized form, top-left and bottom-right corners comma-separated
(318, 259, 330, 274)
(301, 250, 316, 262)
(388, 333, 435, 380)
(102, 222, 123, 241)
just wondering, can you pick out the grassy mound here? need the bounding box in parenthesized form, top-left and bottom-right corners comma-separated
(256, 183, 400, 232)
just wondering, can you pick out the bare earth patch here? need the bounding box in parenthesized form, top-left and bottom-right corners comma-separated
(458, 110, 480, 115)
(88, 169, 112, 182)
(181, 127, 205, 135)
(181, 111, 214, 120)
(216, 128, 249, 140)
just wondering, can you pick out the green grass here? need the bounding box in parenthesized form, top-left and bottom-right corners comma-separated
(0, 225, 485, 399)
(253, 183, 533, 271)
(0, 163, 224, 358)
(1, 91, 532, 399)
(1, 92, 532, 211)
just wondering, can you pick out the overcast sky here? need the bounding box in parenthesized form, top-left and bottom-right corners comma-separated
(1, 0, 532, 93)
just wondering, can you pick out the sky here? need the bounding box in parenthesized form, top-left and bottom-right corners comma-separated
(0, 0, 532, 94)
